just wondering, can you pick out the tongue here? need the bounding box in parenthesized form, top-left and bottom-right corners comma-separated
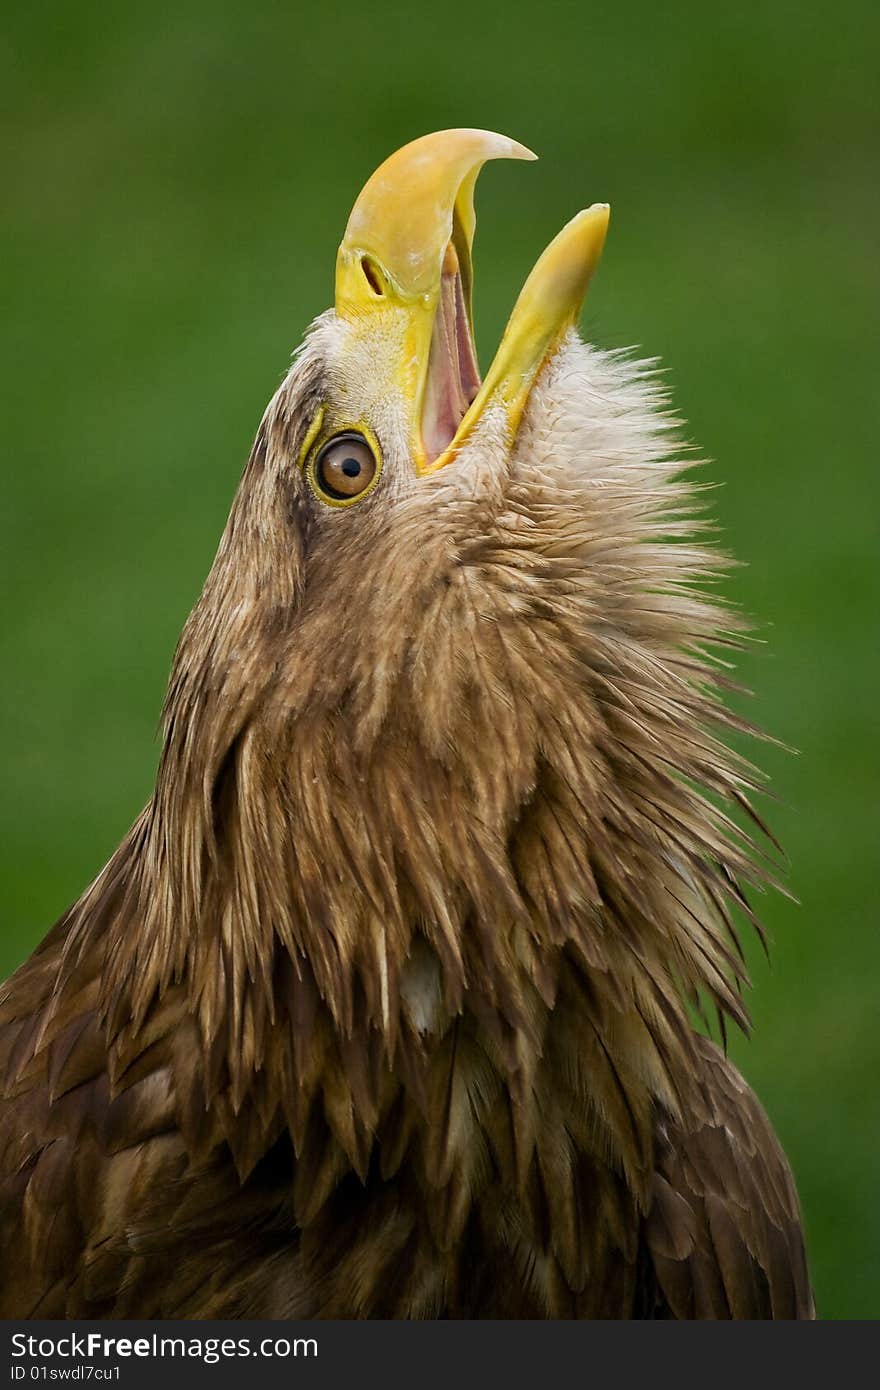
(421, 242, 481, 464)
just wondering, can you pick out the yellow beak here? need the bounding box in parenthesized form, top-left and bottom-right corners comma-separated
(335, 129, 609, 476)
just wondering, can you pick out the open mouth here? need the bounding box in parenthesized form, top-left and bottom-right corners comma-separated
(334, 129, 610, 478)
(415, 199, 610, 475)
(421, 241, 481, 463)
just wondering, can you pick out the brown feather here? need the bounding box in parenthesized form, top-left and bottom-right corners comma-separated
(0, 320, 813, 1317)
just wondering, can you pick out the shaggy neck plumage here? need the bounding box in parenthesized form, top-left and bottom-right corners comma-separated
(61, 337, 776, 1196)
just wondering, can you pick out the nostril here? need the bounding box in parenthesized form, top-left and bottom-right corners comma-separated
(360, 256, 384, 296)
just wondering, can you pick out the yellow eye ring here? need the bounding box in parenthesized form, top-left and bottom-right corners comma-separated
(303, 420, 383, 509)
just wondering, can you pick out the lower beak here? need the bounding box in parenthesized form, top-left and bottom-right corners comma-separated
(335, 129, 609, 476)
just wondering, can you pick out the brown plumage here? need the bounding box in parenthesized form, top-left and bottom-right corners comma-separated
(0, 130, 813, 1318)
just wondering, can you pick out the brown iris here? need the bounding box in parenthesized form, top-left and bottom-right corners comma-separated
(314, 433, 377, 501)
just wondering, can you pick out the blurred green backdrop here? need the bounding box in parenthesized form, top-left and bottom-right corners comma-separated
(1, 0, 877, 1318)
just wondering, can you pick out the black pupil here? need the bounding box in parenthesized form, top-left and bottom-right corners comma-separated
(341, 456, 362, 478)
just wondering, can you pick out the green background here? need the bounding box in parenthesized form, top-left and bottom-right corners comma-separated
(1, 0, 876, 1318)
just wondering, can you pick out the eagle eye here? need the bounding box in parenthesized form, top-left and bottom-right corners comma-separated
(311, 432, 379, 505)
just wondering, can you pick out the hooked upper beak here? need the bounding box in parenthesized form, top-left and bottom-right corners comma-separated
(335, 128, 609, 475)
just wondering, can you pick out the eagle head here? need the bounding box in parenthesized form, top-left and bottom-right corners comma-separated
(107, 131, 761, 1134)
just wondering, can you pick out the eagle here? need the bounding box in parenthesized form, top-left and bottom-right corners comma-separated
(0, 129, 813, 1319)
